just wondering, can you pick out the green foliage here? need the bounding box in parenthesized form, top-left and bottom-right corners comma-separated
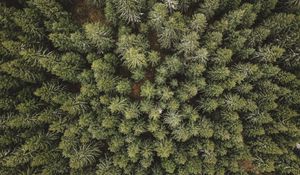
(84, 23, 114, 51)
(49, 32, 88, 53)
(177, 32, 199, 58)
(123, 47, 147, 69)
(116, 79, 131, 95)
(255, 45, 285, 63)
(149, 3, 168, 29)
(190, 13, 207, 34)
(116, 0, 145, 23)
(108, 97, 128, 113)
(42, 52, 85, 82)
(104, 1, 118, 26)
(69, 144, 100, 169)
(140, 81, 156, 99)
(199, 0, 220, 19)
(157, 12, 186, 48)
(0, 0, 299, 174)
(155, 139, 174, 158)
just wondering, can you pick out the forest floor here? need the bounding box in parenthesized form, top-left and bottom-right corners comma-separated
(70, 0, 105, 25)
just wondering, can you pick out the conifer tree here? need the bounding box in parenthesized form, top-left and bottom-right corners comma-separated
(84, 23, 114, 52)
(116, 0, 145, 23)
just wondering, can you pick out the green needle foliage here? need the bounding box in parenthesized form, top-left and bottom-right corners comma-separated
(0, 0, 300, 174)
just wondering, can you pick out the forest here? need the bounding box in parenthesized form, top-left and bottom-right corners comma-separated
(0, 0, 300, 174)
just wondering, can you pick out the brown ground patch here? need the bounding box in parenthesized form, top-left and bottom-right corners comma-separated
(71, 0, 105, 25)
(130, 70, 155, 99)
(239, 159, 259, 174)
(148, 31, 161, 52)
(148, 30, 173, 63)
(131, 81, 142, 99)
(145, 69, 155, 81)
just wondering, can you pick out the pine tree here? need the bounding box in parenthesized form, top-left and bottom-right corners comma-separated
(158, 12, 186, 48)
(123, 47, 147, 69)
(116, 0, 145, 23)
(198, 0, 220, 19)
(140, 81, 156, 99)
(84, 23, 114, 52)
(69, 144, 100, 169)
(149, 3, 168, 30)
(190, 13, 207, 34)
(177, 32, 199, 58)
(104, 1, 118, 26)
(41, 52, 86, 82)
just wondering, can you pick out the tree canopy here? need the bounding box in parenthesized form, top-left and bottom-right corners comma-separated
(0, 0, 300, 174)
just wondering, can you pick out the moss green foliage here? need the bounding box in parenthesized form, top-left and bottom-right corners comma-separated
(0, 0, 300, 174)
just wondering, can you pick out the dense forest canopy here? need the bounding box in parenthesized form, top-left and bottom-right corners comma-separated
(0, 0, 300, 174)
